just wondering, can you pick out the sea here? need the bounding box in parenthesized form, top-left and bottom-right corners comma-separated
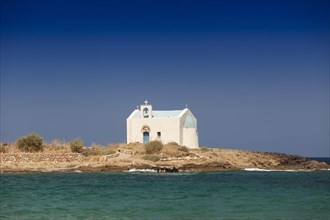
(1, 160, 329, 219)
(308, 157, 330, 165)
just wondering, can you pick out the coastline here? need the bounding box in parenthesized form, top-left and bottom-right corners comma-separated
(1, 146, 329, 173)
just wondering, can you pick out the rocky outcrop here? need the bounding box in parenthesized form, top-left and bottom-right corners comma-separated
(0, 148, 329, 173)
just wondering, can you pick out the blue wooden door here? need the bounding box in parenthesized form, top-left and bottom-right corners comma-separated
(143, 132, 149, 143)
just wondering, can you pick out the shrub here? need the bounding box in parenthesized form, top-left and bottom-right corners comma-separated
(161, 142, 190, 157)
(178, 145, 189, 152)
(0, 145, 7, 153)
(145, 140, 163, 154)
(81, 149, 91, 157)
(16, 133, 43, 152)
(70, 138, 84, 153)
(167, 141, 179, 146)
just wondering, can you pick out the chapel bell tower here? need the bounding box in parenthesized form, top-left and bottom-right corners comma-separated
(140, 100, 152, 118)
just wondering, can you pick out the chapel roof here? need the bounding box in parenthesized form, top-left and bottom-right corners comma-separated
(131, 110, 183, 118)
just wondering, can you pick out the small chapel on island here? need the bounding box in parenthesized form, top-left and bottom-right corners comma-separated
(126, 100, 199, 148)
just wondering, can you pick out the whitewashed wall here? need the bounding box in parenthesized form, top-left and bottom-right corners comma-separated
(127, 107, 199, 148)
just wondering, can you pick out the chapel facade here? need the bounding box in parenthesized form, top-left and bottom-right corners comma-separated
(126, 101, 199, 148)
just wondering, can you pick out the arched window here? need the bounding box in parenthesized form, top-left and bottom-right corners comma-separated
(143, 108, 149, 118)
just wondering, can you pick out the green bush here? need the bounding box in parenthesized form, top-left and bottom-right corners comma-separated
(145, 140, 163, 154)
(16, 133, 43, 152)
(70, 138, 84, 153)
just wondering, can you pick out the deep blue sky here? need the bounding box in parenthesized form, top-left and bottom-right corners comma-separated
(1, 0, 329, 156)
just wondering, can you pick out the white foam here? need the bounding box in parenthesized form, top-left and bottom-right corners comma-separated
(244, 168, 298, 172)
(244, 168, 273, 172)
(320, 168, 330, 171)
(128, 168, 156, 173)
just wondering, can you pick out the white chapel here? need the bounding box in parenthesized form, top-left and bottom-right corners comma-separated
(126, 100, 199, 148)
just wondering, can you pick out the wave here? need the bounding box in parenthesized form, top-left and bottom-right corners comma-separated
(244, 168, 330, 172)
(127, 168, 156, 173)
(244, 168, 301, 172)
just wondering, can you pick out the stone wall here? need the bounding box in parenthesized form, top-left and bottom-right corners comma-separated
(0, 153, 86, 163)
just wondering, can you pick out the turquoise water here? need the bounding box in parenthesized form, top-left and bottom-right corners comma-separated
(1, 171, 329, 219)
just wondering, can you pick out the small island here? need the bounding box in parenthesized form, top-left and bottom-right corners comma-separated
(1, 134, 329, 173)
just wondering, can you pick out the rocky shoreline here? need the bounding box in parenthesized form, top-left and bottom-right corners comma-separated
(1, 147, 329, 173)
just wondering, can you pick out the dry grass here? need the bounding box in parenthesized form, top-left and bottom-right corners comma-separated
(1, 139, 190, 159)
(161, 143, 190, 157)
(105, 142, 145, 154)
(1, 140, 72, 153)
(82, 144, 117, 156)
(142, 154, 161, 162)
(126, 142, 145, 154)
(145, 141, 163, 154)
(0, 143, 19, 153)
(43, 139, 71, 153)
